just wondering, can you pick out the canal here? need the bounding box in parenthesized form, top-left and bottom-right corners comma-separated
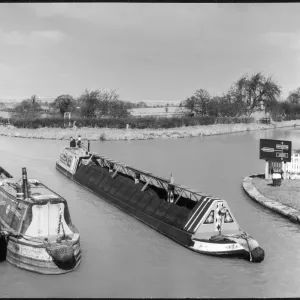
(0, 127, 299, 298)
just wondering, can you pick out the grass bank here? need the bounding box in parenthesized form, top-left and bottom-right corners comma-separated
(0, 120, 299, 141)
(252, 176, 300, 211)
(243, 175, 300, 224)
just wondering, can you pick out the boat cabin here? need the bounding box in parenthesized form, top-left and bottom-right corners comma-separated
(57, 147, 90, 175)
(0, 173, 74, 242)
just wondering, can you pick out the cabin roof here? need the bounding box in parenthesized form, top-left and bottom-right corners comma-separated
(0, 179, 63, 201)
(29, 186, 60, 200)
(63, 147, 88, 157)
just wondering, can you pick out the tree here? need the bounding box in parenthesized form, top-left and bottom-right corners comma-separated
(77, 89, 129, 118)
(13, 98, 42, 121)
(51, 94, 75, 116)
(181, 89, 211, 115)
(30, 94, 38, 104)
(108, 100, 129, 118)
(136, 102, 148, 108)
(287, 87, 300, 106)
(229, 72, 281, 116)
(77, 90, 100, 118)
(97, 89, 121, 116)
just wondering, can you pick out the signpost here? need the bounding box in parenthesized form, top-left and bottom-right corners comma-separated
(260, 139, 292, 179)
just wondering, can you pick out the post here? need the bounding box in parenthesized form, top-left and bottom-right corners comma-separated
(88, 140, 90, 152)
(22, 167, 29, 199)
(265, 160, 269, 179)
(282, 161, 286, 180)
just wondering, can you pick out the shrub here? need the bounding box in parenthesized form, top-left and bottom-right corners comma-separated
(99, 132, 107, 141)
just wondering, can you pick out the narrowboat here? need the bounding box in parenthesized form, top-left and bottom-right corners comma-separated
(0, 166, 81, 274)
(56, 143, 264, 263)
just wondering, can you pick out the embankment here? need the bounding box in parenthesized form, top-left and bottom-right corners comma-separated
(0, 120, 299, 141)
(242, 175, 300, 224)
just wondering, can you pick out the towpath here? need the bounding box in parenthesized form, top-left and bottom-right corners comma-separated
(243, 175, 300, 224)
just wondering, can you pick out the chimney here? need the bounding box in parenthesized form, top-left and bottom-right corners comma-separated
(22, 168, 29, 199)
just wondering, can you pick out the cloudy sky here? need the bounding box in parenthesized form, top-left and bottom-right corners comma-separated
(0, 3, 299, 102)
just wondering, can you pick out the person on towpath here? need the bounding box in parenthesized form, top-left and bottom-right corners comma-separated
(70, 137, 76, 147)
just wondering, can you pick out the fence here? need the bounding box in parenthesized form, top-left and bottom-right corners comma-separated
(286, 153, 300, 174)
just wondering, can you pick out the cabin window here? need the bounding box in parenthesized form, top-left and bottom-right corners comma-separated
(203, 211, 214, 224)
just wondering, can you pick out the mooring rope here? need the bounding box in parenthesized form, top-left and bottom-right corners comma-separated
(57, 208, 62, 242)
(223, 232, 254, 261)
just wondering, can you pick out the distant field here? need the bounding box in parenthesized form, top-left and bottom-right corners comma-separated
(130, 106, 188, 117)
(0, 111, 10, 118)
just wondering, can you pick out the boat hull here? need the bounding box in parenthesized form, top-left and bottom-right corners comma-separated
(5, 235, 81, 275)
(0, 168, 82, 274)
(56, 162, 249, 260)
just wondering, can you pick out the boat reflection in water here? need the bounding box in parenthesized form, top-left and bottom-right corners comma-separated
(56, 142, 265, 263)
(0, 166, 81, 274)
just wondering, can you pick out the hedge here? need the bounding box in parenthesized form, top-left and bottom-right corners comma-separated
(1, 115, 260, 129)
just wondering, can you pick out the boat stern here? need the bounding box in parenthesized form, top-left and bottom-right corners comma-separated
(184, 197, 265, 262)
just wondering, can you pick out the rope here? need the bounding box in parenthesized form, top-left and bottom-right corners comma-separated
(223, 232, 254, 261)
(244, 234, 253, 262)
(57, 208, 62, 242)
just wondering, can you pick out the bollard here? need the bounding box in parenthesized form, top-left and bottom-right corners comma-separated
(88, 140, 90, 152)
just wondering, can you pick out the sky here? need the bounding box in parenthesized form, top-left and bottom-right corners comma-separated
(0, 3, 300, 102)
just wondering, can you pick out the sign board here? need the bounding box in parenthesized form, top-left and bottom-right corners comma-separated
(259, 139, 292, 162)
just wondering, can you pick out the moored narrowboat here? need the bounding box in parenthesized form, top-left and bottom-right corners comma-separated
(0, 166, 81, 274)
(56, 143, 264, 263)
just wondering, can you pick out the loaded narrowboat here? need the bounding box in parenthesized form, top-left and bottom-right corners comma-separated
(0, 166, 81, 274)
(56, 142, 264, 262)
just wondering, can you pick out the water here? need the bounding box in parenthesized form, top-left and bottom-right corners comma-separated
(0, 127, 300, 297)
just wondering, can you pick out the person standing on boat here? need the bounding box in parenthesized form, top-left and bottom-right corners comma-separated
(77, 136, 82, 148)
(70, 137, 76, 147)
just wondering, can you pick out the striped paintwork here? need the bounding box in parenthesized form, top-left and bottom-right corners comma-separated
(184, 197, 221, 233)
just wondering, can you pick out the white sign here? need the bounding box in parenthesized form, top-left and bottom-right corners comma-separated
(276, 152, 288, 158)
(276, 144, 289, 150)
(261, 147, 274, 152)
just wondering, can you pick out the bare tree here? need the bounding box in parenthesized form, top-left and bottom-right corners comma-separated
(181, 89, 211, 115)
(229, 72, 281, 115)
(51, 94, 76, 116)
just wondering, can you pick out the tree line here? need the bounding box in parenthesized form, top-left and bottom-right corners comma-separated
(180, 72, 300, 118)
(11, 72, 300, 121)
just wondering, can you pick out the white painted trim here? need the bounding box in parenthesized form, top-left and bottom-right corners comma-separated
(191, 240, 244, 253)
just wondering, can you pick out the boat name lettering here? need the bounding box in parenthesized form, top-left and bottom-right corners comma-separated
(60, 152, 73, 167)
(193, 242, 240, 252)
